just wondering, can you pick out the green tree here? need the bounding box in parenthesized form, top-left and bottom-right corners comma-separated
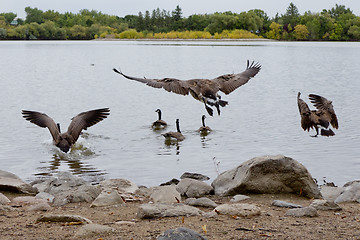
(0, 28, 6, 39)
(237, 11, 263, 33)
(25, 7, 44, 24)
(282, 2, 300, 26)
(205, 13, 238, 34)
(348, 25, 360, 39)
(323, 4, 352, 19)
(0, 12, 17, 24)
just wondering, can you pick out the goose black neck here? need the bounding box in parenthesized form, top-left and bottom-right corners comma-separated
(57, 123, 61, 133)
(176, 119, 181, 133)
(157, 110, 162, 120)
(202, 115, 206, 127)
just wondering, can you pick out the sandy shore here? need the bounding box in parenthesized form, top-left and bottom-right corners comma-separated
(1, 191, 359, 240)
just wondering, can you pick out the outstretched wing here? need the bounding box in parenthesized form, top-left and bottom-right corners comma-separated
(297, 93, 313, 131)
(113, 68, 191, 96)
(212, 60, 261, 95)
(22, 110, 60, 141)
(309, 94, 338, 129)
(67, 108, 110, 144)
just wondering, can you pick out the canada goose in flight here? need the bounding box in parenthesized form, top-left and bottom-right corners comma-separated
(22, 108, 110, 152)
(152, 109, 167, 129)
(162, 119, 185, 141)
(297, 92, 338, 137)
(113, 60, 261, 116)
(198, 115, 212, 133)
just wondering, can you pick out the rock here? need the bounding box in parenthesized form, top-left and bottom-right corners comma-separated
(0, 192, 10, 204)
(36, 214, 92, 224)
(310, 199, 342, 211)
(11, 196, 48, 206)
(320, 186, 345, 202)
(32, 172, 101, 206)
(74, 224, 115, 239)
(180, 172, 210, 181)
(335, 182, 360, 203)
(201, 211, 218, 218)
(35, 192, 55, 203)
(214, 203, 261, 217)
(0, 205, 16, 211)
(230, 194, 250, 202)
(184, 197, 218, 208)
(271, 200, 302, 208)
(176, 178, 213, 198)
(343, 180, 360, 187)
(0, 170, 37, 194)
(285, 206, 318, 217)
(90, 189, 125, 207)
(27, 202, 52, 211)
(211, 155, 321, 199)
(99, 179, 138, 193)
(160, 178, 180, 186)
(115, 220, 136, 226)
(138, 203, 203, 219)
(150, 185, 181, 203)
(157, 227, 207, 240)
(135, 186, 154, 197)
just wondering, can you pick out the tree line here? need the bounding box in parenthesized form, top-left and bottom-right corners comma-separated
(0, 3, 359, 40)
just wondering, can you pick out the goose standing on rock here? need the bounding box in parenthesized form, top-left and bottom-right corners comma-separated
(162, 119, 185, 141)
(113, 60, 261, 116)
(297, 92, 338, 137)
(152, 109, 167, 129)
(22, 108, 110, 152)
(198, 115, 212, 133)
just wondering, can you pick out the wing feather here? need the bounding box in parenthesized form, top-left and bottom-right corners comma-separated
(212, 60, 261, 95)
(67, 108, 110, 144)
(22, 110, 60, 141)
(309, 94, 338, 129)
(113, 68, 190, 96)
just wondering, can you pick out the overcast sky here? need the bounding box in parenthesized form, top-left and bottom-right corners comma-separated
(3, 0, 360, 19)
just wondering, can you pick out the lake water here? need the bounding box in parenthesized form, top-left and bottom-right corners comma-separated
(0, 40, 359, 187)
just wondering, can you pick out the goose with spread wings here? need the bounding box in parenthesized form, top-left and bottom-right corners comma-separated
(22, 108, 110, 152)
(297, 92, 338, 137)
(113, 60, 261, 116)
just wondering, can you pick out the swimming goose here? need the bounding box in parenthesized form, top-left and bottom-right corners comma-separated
(162, 119, 185, 141)
(113, 60, 261, 116)
(152, 109, 167, 128)
(198, 115, 212, 133)
(297, 92, 338, 137)
(22, 108, 110, 152)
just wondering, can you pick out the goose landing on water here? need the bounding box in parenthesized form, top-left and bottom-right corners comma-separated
(22, 108, 110, 152)
(162, 119, 185, 141)
(198, 115, 212, 133)
(152, 109, 167, 129)
(297, 92, 338, 137)
(113, 60, 261, 116)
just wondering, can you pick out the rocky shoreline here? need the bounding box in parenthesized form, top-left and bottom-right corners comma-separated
(1, 155, 359, 239)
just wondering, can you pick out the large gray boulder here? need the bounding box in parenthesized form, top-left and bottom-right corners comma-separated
(0, 170, 37, 194)
(211, 155, 321, 198)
